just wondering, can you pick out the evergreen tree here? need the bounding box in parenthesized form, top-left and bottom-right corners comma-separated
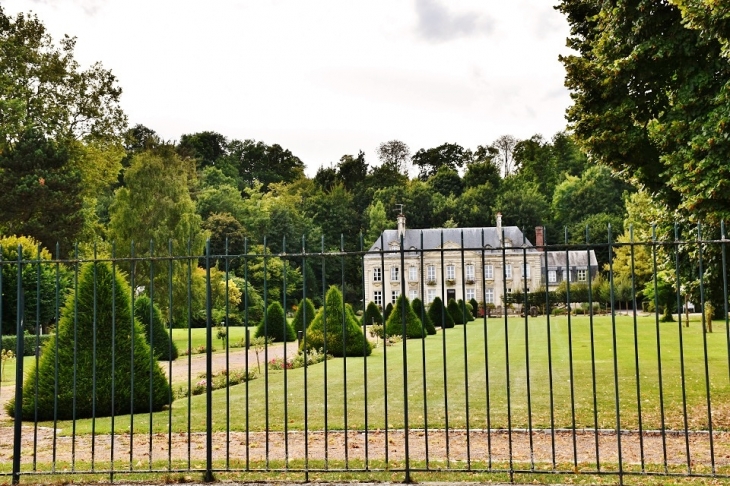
(292, 297, 316, 333)
(134, 295, 178, 361)
(256, 301, 296, 342)
(428, 297, 454, 328)
(304, 286, 372, 357)
(448, 298, 466, 325)
(384, 302, 394, 321)
(469, 298, 480, 319)
(362, 301, 384, 327)
(386, 295, 425, 339)
(7, 262, 171, 420)
(412, 298, 436, 335)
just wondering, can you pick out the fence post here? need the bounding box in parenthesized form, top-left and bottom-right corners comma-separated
(12, 246, 24, 485)
(204, 239, 214, 482)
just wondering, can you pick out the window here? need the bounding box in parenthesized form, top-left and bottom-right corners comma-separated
(409, 289, 418, 301)
(548, 270, 557, 283)
(523, 263, 531, 279)
(373, 290, 382, 307)
(505, 264, 512, 279)
(391, 266, 399, 282)
(409, 266, 417, 282)
(466, 288, 475, 301)
(391, 290, 400, 304)
(485, 288, 494, 304)
(465, 264, 475, 281)
(484, 264, 494, 280)
(446, 265, 455, 280)
(373, 267, 382, 282)
(427, 289, 437, 303)
(577, 269, 587, 282)
(427, 265, 436, 282)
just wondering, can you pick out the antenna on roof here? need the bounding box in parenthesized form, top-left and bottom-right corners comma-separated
(395, 203, 404, 215)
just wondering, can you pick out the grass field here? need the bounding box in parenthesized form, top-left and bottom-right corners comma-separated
(21, 313, 730, 436)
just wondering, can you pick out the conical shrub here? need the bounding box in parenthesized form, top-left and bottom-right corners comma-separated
(256, 301, 296, 342)
(134, 295, 178, 361)
(385, 295, 425, 339)
(304, 286, 372, 357)
(362, 301, 383, 327)
(292, 297, 316, 333)
(7, 262, 171, 421)
(469, 298, 479, 319)
(448, 298, 466, 324)
(463, 300, 475, 322)
(384, 302, 394, 321)
(428, 297, 454, 328)
(411, 298, 436, 335)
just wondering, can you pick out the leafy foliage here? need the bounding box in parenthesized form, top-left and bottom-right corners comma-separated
(134, 295, 178, 361)
(255, 301, 296, 342)
(411, 298, 436, 335)
(362, 301, 384, 327)
(304, 286, 372, 357)
(428, 297, 454, 329)
(7, 262, 170, 420)
(385, 295, 425, 339)
(292, 297, 316, 333)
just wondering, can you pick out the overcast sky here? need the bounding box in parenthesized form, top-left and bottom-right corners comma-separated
(5, 0, 573, 176)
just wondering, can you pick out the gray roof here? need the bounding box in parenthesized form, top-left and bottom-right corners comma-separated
(544, 250, 598, 268)
(366, 226, 535, 253)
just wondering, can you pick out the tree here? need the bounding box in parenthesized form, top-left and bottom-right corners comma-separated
(134, 295, 178, 361)
(292, 297, 316, 333)
(304, 286, 372, 357)
(411, 298, 436, 335)
(428, 166, 464, 198)
(448, 298, 467, 325)
(412, 143, 471, 180)
(385, 295, 425, 339)
(226, 139, 305, 191)
(177, 131, 228, 169)
(494, 176, 550, 242)
(428, 296, 454, 328)
(201, 212, 248, 270)
(255, 301, 296, 342)
(491, 135, 518, 176)
(362, 301, 384, 327)
(365, 200, 392, 248)
(7, 262, 170, 420)
(558, 0, 730, 223)
(463, 159, 501, 189)
(0, 236, 70, 336)
(377, 140, 410, 175)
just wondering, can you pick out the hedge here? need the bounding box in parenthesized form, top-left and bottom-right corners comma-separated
(1, 334, 52, 357)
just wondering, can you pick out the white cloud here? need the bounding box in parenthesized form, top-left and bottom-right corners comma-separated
(413, 0, 495, 42)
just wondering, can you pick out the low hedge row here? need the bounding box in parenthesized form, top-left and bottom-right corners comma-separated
(1, 335, 52, 356)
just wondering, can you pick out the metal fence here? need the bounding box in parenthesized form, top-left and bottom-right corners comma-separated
(1, 227, 730, 484)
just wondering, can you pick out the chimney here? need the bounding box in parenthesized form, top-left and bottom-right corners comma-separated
(496, 212, 502, 232)
(397, 212, 406, 240)
(535, 226, 545, 250)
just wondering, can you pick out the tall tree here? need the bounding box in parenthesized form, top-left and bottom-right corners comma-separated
(376, 140, 410, 175)
(491, 135, 518, 176)
(177, 131, 228, 169)
(412, 143, 471, 180)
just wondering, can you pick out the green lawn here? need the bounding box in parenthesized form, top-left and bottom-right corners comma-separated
(34, 313, 730, 435)
(171, 326, 251, 354)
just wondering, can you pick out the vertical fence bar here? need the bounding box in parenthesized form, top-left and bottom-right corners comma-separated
(501, 227, 513, 479)
(585, 227, 600, 471)
(72, 243, 79, 472)
(360, 233, 370, 472)
(167, 239, 174, 472)
(186, 239, 193, 470)
(400, 232, 411, 482)
(673, 224, 691, 473)
(12, 245, 24, 485)
(340, 234, 349, 469)
(543, 228, 556, 470)
(321, 235, 329, 469)
(111, 243, 117, 481)
(378, 232, 389, 468)
(205, 239, 214, 482)
(564, 228, 577, 469)
(283, 236, 289, 471)
(244, 238, 251, 472)
(301, 235, 309, 481)
(33, 245, 41, 471)
(650, 225, 668, 471)
(629, 226, 645, 472)
(263, 236, 270, 470)
(608, 224, 624, 482)
(459, 231, 471, 471)
(480, 230, 493, 470)
(92, 244, 99, 471)
(419, 230, 430, 469)
(52, 243, 60, 471)
(440, 231, 450, 466)
(697, 223, 716, 474)
(148, 240, 155, 470)
(129, 241, 135, 470)
(521, 229, 534, 471)
(224, 237, 231, 470)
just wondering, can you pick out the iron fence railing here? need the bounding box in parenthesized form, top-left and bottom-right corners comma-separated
(1, 227, 729, 484)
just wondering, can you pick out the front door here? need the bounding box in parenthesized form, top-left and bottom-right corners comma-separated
(446, 289, 456, 303)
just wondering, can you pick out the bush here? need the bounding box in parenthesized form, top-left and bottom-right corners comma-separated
(134, 295, 178, 361)
(411, 298, 436, 335)
(0, 235, 71, 336)
(464, 300, 475, 321)
(469, 298, 479, 319)
(304, 286, 372, 357)
(428, 297, 454, 328)
(448, 299, 466, 324)
(386, 295, 425, 339)
(383, 302, 394, 321)
(362, 301, 383, 327)
(6, 261, 171, 421)
(1, 334, 52, 357)
(292, 298, 316, 333)
(255, 301, 296, 342)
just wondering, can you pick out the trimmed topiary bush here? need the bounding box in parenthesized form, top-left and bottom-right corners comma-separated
(463, 300, 475, 322)
(6, 261, 171, 421)
(362, 301, 383, 327)
(292, 297, 316, 333)
(134, 295, 178, 361)
(428, 297, 454, 328)
(384, 302, 394, 321)
(304, 286, 372, 357)
(411, 298, 436, 335)
(469, 298, 479, 319)
(386, 295, 425, 339)
(256, 301, 296, 342)
(448, 298, 466, 324)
